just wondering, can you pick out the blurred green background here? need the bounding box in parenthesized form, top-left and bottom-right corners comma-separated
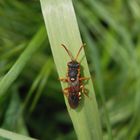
(0, 0, 140, 140)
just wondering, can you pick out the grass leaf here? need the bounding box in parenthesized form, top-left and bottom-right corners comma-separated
(40, 0, 102, 139)
(0, 26, 46, 98)
(0, 128, 37, 140)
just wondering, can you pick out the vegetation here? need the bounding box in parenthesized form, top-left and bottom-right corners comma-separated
(0, 0, 140, 140)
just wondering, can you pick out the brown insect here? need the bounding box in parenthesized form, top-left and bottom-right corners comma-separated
(59, 44, 89, 109)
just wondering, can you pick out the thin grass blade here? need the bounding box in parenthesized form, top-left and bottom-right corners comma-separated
(0, 26, 46, 98)
(0, 128, 37, 140)
(40, 0, 102, 139)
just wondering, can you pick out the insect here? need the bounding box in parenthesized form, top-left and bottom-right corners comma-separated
(59, 44, 89, 109)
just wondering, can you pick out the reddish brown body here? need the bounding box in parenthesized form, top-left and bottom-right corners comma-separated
(59, 44, 89, 109)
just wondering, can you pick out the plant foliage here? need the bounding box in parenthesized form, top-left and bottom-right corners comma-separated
(0, 0, 140, 140)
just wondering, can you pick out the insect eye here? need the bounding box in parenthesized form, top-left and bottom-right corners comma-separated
(74, 62, 79, 68)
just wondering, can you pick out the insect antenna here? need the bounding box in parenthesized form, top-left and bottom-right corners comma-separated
(75, 43, 86, 61)
(61, 44, 74, 60)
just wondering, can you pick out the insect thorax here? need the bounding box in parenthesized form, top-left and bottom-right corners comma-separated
(69, 79, 79, 87)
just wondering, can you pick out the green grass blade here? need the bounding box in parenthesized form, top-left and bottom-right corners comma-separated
(0, 26, 46, 98)
(0, 43, 25, 60)
(21, 58, 52, 112)
(2, 87, 28, 135)
(40, 0, 102, 140)
(85, 0, 134, 54)
(0, 128, 37, 140)
(79, 20, 113, 140)
(29, 58, 53, 113)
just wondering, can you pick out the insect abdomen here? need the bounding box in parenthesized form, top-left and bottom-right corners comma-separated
(68, 92, 79, 109)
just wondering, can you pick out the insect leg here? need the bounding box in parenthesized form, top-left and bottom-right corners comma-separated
(62, 87, 70, 97)
(59, 78, 68, 82)
(79, 77, 90, 81)
(80, 85, 89, 97)
(78, 92, 82, 100)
